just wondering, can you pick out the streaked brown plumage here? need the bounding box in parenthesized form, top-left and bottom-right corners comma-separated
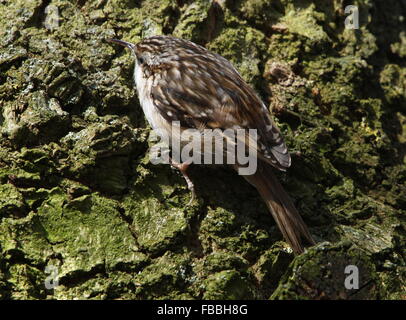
(108, 35, 315, 254)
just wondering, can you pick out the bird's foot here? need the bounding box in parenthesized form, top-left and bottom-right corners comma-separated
(170, 159, 196, 205)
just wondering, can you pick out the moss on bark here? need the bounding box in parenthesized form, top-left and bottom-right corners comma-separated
(0, 0, 405, 299)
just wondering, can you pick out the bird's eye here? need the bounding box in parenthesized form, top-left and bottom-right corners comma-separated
(138, 57, 144, 64)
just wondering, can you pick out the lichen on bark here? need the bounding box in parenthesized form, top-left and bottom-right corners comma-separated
(0, 0, 405, 299)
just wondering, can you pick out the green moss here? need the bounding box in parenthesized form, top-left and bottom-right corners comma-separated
(134, 252, 193, 299)
(0, 184, 27, 218)
(7, 264, 45, 300)
(390, 31, 406, 58)
(281, 3, 330, 44)
(271, 242, 379, 299)
(379, 64, 406, 106)
(237, 0, 284, 31)
(0, 0, 404, 300)
(1, 91, 70, 146)
(198, 205, 272, 260)
(121, 161, 192, 254)
(173, 0, 215, 44)
(253, 248, 293, 294)
(203, 252, 249, 273)
(207, 26, 266, 86)
(0, 211, 53, 265)
(203, 270, 254, 299)
(37, 189, 139, 270)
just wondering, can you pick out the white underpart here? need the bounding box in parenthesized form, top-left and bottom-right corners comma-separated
(133, 62, 178, 150)
(134, 62, 165, 131)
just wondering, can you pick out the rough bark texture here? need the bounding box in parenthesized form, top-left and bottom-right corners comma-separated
(0, 0, 405, 299)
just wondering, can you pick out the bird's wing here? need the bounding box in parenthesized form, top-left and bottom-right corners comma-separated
(149, 52, 291, 170)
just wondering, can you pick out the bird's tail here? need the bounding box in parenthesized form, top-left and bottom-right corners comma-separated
(240, 160, 315, 254)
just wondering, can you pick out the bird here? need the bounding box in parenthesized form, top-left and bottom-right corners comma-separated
(107, 35, 315, 254)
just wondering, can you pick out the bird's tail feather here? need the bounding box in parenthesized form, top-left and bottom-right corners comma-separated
(240, 160, 315, 254)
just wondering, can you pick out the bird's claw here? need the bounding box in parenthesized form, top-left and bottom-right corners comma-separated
(183, 170, 196, 206)
(186, 186, 196, 206)
(170, 159, 196, 206)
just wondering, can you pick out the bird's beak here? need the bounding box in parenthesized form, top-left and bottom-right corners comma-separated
(107, 39, 136, 50)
